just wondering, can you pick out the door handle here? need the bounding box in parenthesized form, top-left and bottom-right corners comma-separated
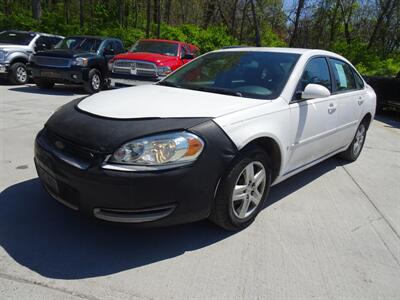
(358, 97, 364, 105)
(328, 103, 337, 114)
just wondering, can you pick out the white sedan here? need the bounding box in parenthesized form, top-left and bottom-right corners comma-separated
(34, 47, 376, 230)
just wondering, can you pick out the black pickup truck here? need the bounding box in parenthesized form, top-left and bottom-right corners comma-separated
(29, 36, 124, 93)
(365, 71, 400, 113)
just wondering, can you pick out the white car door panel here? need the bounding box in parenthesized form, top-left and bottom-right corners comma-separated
(286, 96, 339, 173)
(284, 57, 340, 174)
(328, 58, 367, 147)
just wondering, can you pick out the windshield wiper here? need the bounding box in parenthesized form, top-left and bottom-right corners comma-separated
(187, 86, 243, 97)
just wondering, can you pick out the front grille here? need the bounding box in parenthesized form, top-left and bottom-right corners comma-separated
(112, 59, 158, 77)
(34, 56, 71, 68)
(39, 128, 103, 169)
(0, 51, 4, 61)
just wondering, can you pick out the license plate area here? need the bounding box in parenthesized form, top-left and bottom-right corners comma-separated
(41, 71, 61, 78)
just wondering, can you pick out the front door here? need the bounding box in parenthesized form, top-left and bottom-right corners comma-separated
(286, 57, 340, 174)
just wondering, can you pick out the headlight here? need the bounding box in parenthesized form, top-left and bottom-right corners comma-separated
(72, 57, 88, 67)
(0, 50, 8, 61)
(157, 66, 171, 76)
(103, 131, 204, 171)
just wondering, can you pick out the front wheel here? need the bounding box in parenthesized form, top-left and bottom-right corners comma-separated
(9, 62, 29, 85)
(83, 69, 102, 94)
(210, 146, 272, 231)
(339, 122, 367, 162)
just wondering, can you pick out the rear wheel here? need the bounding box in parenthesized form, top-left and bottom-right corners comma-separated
(210, 146, 272, 231)
(83, 69, 102, 94)
(9, 62, 29, 85)
(34, 79, 55, 89)
(339, 121, 367, 162)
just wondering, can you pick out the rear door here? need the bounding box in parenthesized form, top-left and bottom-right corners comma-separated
(328, 58, 365, 147)
(286, 57, 340, 173)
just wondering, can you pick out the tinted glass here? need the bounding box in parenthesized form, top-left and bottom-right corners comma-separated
(0, 31, 36, 45)
(130, 40, 178, 56)
(330, 58, 357, 91)
(113, 40, 124, 54)
(55, 37, 101, 52)
(159, 51, 300, 100)
(299, 57, 331, 91)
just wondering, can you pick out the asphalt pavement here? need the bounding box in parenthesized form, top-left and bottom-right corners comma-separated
(1, 83, 399, 299)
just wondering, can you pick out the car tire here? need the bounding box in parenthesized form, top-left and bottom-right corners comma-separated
(209, 146, 272, 231)
(84, 69, 102, 94)
(339, 121, 368, 162)
(34, 79, 55, 89)
(9, 62, 29, 85)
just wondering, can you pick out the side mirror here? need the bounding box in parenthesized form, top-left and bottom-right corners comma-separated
(301, 84, 331, 100)
(182, 53, 194, 60)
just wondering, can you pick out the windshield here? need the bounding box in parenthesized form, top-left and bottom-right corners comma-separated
(130, 40, 178, 56)
(0, 31, 36, 45)
(159, 51, 300, 100)
(55, 37, 101, 52)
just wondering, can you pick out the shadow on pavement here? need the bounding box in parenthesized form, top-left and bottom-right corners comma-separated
(8, 84, 87, 96)
(0, 157, 340, 280)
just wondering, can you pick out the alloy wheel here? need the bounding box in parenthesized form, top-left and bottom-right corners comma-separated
(231, 161, 266, 219)
(16, 66, 27, 83)
(92, 74, 100, 90)
(353, 124, 366, 156)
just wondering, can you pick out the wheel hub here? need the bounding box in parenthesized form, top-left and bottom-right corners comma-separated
(231, 161, 266, 219)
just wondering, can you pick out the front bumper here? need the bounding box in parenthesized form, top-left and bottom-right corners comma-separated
(34, 123, 236, 226)
(29, 64, 90, 84)
(110, 72, 161, 87)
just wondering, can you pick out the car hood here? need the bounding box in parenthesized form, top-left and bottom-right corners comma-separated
(0, 44, 31, 52)
(34, 49, 97, 58)
(114, 52, 178, 65)
(77, 85, 265, 119)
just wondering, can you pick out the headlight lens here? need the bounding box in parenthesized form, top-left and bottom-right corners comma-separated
(72, 57, 88, 67)
(0, 50, 8, 61)
(104, 131, 204, 171)
(157, 66, 171, 76)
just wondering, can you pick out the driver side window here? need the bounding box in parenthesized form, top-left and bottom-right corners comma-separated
(299, 57, 332, 92)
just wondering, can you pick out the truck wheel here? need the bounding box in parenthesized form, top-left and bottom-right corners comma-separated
(84, 69, 102, 94)
(9, 62, 29, 85)
(209, 146, 272, 231)
(34, 79, 54, 89)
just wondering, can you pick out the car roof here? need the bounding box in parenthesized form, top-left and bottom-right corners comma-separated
(140, 38, 181, 44)
(1, 30, 63, 38)
(65, 35, 113, 41)
(214, 47, 348, 61)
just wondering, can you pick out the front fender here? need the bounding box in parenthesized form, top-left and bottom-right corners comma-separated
(8, 51, 31, 64)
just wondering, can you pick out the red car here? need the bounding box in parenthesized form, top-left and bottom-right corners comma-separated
(109, 39, 199, 86)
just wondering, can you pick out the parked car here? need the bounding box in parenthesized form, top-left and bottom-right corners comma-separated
(364, 72, 400, 112)
(0, 30, 63, 84)
(34, 48, 376, 230)
(29, 36, 124, 93)
(109, 39, 199, 86)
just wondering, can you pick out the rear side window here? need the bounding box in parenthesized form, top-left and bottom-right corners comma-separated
(299, 57, 331, 91)
(330, 58, 357, 92)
